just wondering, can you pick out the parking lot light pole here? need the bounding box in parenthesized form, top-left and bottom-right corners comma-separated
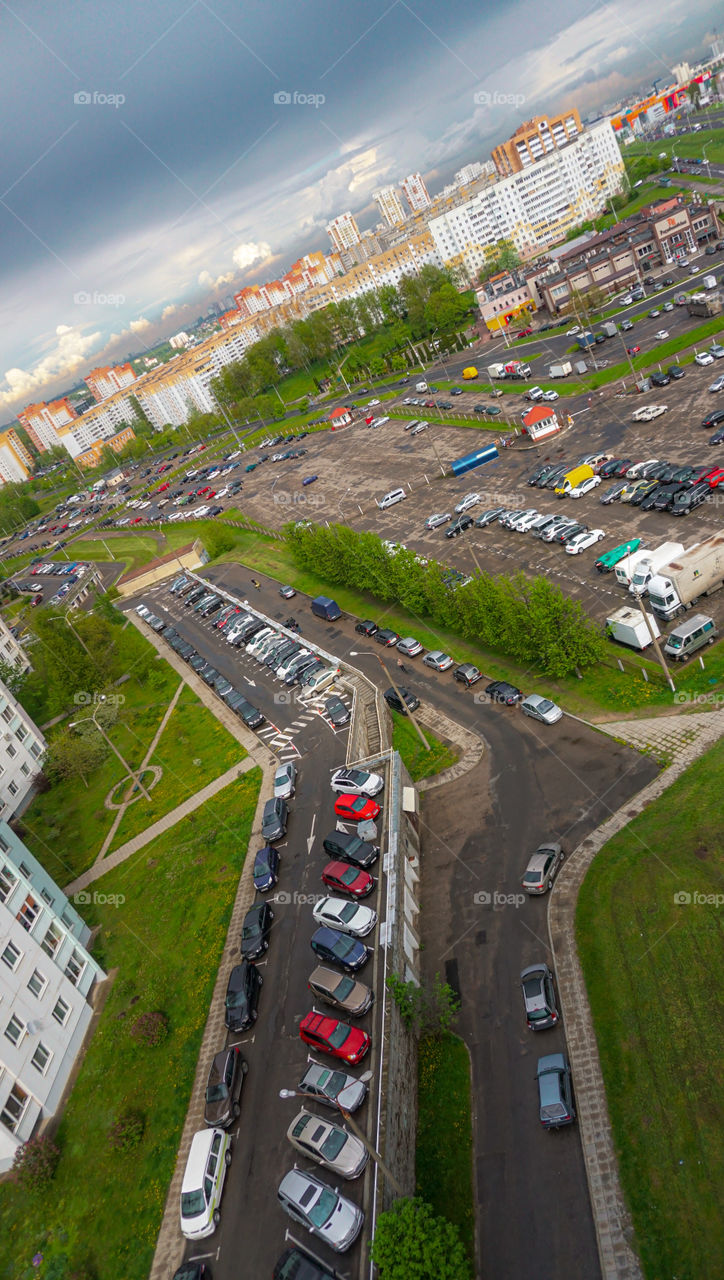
(349, 649, 431, 751)
(278, 1089, 405, 1196)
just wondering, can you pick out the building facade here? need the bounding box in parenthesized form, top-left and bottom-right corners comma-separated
(0, 431, 32, 484)
(326, 211, 362, 252)
(401, 173, 431, 213)
(84, 364, 136, 403)
(17, 399, 77, 454)
(0, 822, 106, 1171)
(373, 185, 407, 227)
(0, 679, 46, 820)
(492, 109, 583, 176)
(0, 618, 31, 676)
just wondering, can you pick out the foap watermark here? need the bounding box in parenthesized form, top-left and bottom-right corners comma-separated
(273, 489, 325, 507)
(275, 891, 326, 905)
(273, 689, 308, 707)
(73, 290, 126, 307)
(273, 90, 325, 108)
(474, 890, 526, 908)
(673, 692, 724, 706)
(74, 90, 126, 108)
(74, 890, 125, 907)
(474, 89, 526, 108)
(674, 890, 724, 907)
(74, 691, 126, 707)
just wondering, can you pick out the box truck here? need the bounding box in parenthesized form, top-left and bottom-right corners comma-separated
(647, 534, 724, 619)
(601, 321, 618, 338)
(703, 274, 718, 290)
(628, 542, 684, 596)
(577, 332, 596, 350)
(487, 363, 507, 379)
(607, 606, 661, 650)
(548, 361, 572, 378)
(555, 463, 594, 497)
(614, 547, 652, 588)
(503, 360, 531, 378)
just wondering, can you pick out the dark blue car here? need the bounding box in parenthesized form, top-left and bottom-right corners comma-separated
(253, 845, 280, 892)
(302, 475, 318, 486)
(310, 926, 369, 973)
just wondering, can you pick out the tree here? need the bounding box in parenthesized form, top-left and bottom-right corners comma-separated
(201, 522, 236, 559)
(45, 728, 108, 787)
(371, 1198, 471, 1280)
(386, 972, 460, 1036)
(478, 238, 521, 283)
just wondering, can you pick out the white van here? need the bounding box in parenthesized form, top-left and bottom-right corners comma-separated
(180, 1128, 231, 1239)
(245, 627, 275, 656)
(378, 488, 406, 510)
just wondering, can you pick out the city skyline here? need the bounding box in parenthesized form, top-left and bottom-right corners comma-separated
(0, 0, 720, 419)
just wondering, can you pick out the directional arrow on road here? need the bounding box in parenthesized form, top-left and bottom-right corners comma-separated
(306, 813, 316, 855)
(243, 676, 256, 687)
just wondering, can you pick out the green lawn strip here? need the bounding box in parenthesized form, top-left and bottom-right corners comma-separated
(209, 528, 724, 718)
(21, 670, 181, 884)
(576, 742, 724, 1280)
(64, 534, 163, 576)
(0, 771, 261, 1280)
(107, 682, 245, 851)
(416, 1033, 475, 1260)
(386, 408, 510, 430)
(390, 711, 459, 782)
(627, 128, 724, 164)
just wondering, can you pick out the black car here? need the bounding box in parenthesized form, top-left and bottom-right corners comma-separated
(224, 961, 262, 1031)
(189, 653, 208, 673)
(185, 585, 207, 607)
(630, 480, 659, 508)
(253, 845, 280, 892)
(325, 695, 351, 728)
(173, 1264, 208, 1280)
(702, 409, 724, 430)
(322, 829, 379, 869)
(273, 1246, 337, 1280)
(600, 481, 626, 504)
(240, 901, 274, 961)
(650, 371, 670, 387)
(709, 426, 724, 446)
(653, 482, 687, 511)
(355, 620, 378, 637)
(527, 465, 549, 485)
(475, 507, 506, 528)
(200, 665, 220, 686)
(261, 796, 287, 842)
(671, 482, 710, 514)
(237, 698, 266, 729)
(668, 364, 685, 379)
(384, 686, 420, 714)
(446, 514, 474, 538)
(612, 458, 633, 477)
(204, 1045, 247, 1128)
(598, 458, 622, 479)
(559, 523, 588, 544)
(638, 484, 665, 511)
(310, 926, 369, 973)
(485, 680, 524, 705)
(454, 663, 482, 686)
(375, 628, 401, 647)
(214, 676, 234, 698)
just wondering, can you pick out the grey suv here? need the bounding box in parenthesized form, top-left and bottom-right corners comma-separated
(520, 964, 559, 1030)
(261, 796, 288, 842)
(536, 1053, 576, 1128)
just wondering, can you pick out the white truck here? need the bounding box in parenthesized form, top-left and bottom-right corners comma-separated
(487, 363, 507, 379)
(703, 274, 718, 290)
(415, 381, 428, 392)
(648, 535, 724, 619)
(615, 548, 652, 588)
(607, 606, 661, 650)
(601, 321, 618, 338)
(628, 542, 684, 597)
(548, 361, 572, 378)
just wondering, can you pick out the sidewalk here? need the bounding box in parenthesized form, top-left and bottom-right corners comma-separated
(548, 707, 724, 1279)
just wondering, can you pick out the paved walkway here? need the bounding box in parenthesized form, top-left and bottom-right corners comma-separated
(95, 678, 185, 862)
(415, 703, 484, 790)
(548, 706, 724, 1280)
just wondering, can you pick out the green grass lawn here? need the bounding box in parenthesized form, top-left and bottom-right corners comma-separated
(416, 1033, 474, 1261)
(627, 127, 724, 165)
(387, 408, 512, 430)
(22, 667, 242, 883)
(577, 741, 724, 1280)
(0, 770, 261, 1280)
(390, 711, 459, 782)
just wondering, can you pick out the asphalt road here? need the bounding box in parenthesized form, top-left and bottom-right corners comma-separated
(131, 568, 658, 1280)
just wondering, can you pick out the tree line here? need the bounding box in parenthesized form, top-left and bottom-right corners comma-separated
(286, 522, 606, 678)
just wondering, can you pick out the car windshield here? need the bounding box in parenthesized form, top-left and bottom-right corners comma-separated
(242, 920, 259, 939)
(536, 700, 554, 713)
(255, 851, 272, 875)
(326, 1022, 351, 1048)
(181, 1189, 207, 1218)
(333, 975, 355, 1000)
(205, 1082, 229, 1103)
(349, 797, 365, 813)
(339, 902, 359, 922)
(320, 1128, 348, 1160)
(333, 933, 356, 958)
(226, 988, 245, 1008)
(307, 1187, 338, 1229)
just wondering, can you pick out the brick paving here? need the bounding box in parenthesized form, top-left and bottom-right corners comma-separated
(549, 706, 724, 1279)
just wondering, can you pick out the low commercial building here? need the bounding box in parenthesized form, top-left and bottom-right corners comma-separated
(0, 822, 106, 1171)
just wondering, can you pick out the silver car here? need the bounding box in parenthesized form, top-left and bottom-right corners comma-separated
(520, 694, 563, 725)
(425, 512, 451, 530)
(286, 1111, 368, 1179)
(423, 650, 454, 671)
(277, 1168, 364, 1252)
(296, 1063, 367, 1113)
(274, 762, 297, 800)
(397, 636, 423, 657)
(330, 767, 384, 797)
(522, 843, 564, 895)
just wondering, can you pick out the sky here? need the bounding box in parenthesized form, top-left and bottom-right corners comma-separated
(0, 0, 720, 419)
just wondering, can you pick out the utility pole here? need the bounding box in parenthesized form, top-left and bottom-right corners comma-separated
(632, 589, 675, 693)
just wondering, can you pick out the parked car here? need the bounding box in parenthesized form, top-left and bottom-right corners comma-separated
(454, 663, 482, 686)
(374, 628, 401, 647)
(204, 1046, 247, 1127)
(520, 694, 563, 725)
(333, 794, 380, 823)
(180, 1128, 231, 1239)
(274, 761, 297, 800)
(520, 964, 559, 1031)
(322, 829, 379, 870)
(277, 1168, 364, 1251)
(240, 901, 274, 961)
(224, 961, 262, 1031)
(252, 844, 280, 892)
(295, 1062, 368, 1112)
(425, 512, 452, 529)
(397, 636, 424, 657)
(422, 650, 453, 672)
(446, 514, 474, 538)
(485, 680, 524, 705)
(329, 767, 384, 797)
(383, 686, 420, 714)
(312, 897, 377, 938)
(522, 842, 565, 894)
(354, 620, 378, 637)
(299, 1010, 371, 1065)
(536, 1053, 576, 1128)
(286, 1110, 368, 1179)
(322, 860, 375, 898)
(310, 926, 370, 972)
(307, 965, 374, 1017)
(261, 796, 288, 842)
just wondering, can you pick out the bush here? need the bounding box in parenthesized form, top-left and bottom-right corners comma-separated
(12, 1134, 61, 1190)
(108, 1108, 145, 1152)
(371, 1197, 471, 1279)
(130, 1009, 169, 1046)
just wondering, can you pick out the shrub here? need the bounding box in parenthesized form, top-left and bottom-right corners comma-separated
(108, 1108, 145, 1152)
(130, 1009, 169, 1046)
(12, 1134, 60, 1190)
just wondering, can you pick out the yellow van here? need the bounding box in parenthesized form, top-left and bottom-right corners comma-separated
(462, 367, 478, 379)
(555, 464, 594, 498)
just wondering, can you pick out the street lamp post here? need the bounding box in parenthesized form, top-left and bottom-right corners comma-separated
(349, 649, 430, 751)
(278, 1088, 405, 1196)
(69, 702, 152, 801)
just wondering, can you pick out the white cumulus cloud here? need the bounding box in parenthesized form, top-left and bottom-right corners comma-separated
(232, 241, 272, 272)
(0, 324, 102, 412)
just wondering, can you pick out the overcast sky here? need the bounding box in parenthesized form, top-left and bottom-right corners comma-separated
(0, 0, 720, 418)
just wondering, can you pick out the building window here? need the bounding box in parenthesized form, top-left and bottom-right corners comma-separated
(1, 706, 12, 724)
(65, 949, 85, 987)
(6, 745, 16, 760)
(29, 742, 42, 760)
(52, 996, 70, 1026)
(41, 921, 62, 958)
(31, 1043, 52, 1075)
(20, 763, 29, 777)
(1, 941, 21, 970)
(5, 1015, 26, 1046)
(27, 968, 47, 998)
(0, 1084, 28, 1133)
(18, 861, 30, 878)
(0, 863, 17, 903)
(0, 835, 9, 854)
(16, 895, 39, 932)
(40, 887, 54, 907)
(7, 781, 18, 796)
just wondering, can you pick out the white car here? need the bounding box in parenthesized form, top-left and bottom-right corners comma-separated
(454, 492, 482, 514)
(565, 528, 605, 554)
(312, 897, 378, 938)
(511, 509, 540, 531)
(193, 505, 211, 517)
(227, 449, 241, 460)
(663, 302, 674, 312)
(690, 265, 700, 274)
(710, 345, 724, 359)
(626, 459, 659, 479)
(425, 512, 452, 530)
(654, 329, 669, 341)
(695, 351, 715, 366)
(569, 475, 601, 498)
(368, 398, 380, 406)
(525, 387, 544, 401)
(215, 486, 229, 498)
(277, 1169, 363, 1253)
(540, 390, 559, 402)
(566, 325, 581, 336)
(709, 374, 724, 393)
(330, 767, 384, 797)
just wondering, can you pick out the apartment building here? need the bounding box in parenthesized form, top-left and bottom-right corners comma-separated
(53, 391, 138, 460)
(401, 173, 431, 213)
(0, 431, 32, 484)
(373, 185, 407, 227)
(302, 231, 442, 309)
(0, 679, 46, 820)
(84, 363, 136, 403)
(325, 211, 362, 253)
(429, 120, 625, 278)
(75, 427, 136, 470)
(492, 110, 583, 176)
(0, 822, 106, 1171)
(17, 399, 76, 454)
(0, 617, 31, 676)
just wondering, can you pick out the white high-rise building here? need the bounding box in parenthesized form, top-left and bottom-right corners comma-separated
(0, 680, 46, 819)
(429, 120, 625, 277)
(0, 822, 106, 1171)
(326, 212, 362, 253)
(401, 173, 431, 212)
(373, 185, 406, 227)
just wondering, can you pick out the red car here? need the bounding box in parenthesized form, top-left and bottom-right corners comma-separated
(131, 516, 143, 524)
(321, 860, 375, 898)
(516, 327, 533, 337)
(627, 346, 641, 355)
(299, 1011, 371, 1064)
(197, 486, 210, 495)
(207, 489, 216, 498)
(424, 400, 435, 408)
(707, 467, 724, 488)
(157, 482, 170, 492)
(333, 794, 381, 823)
